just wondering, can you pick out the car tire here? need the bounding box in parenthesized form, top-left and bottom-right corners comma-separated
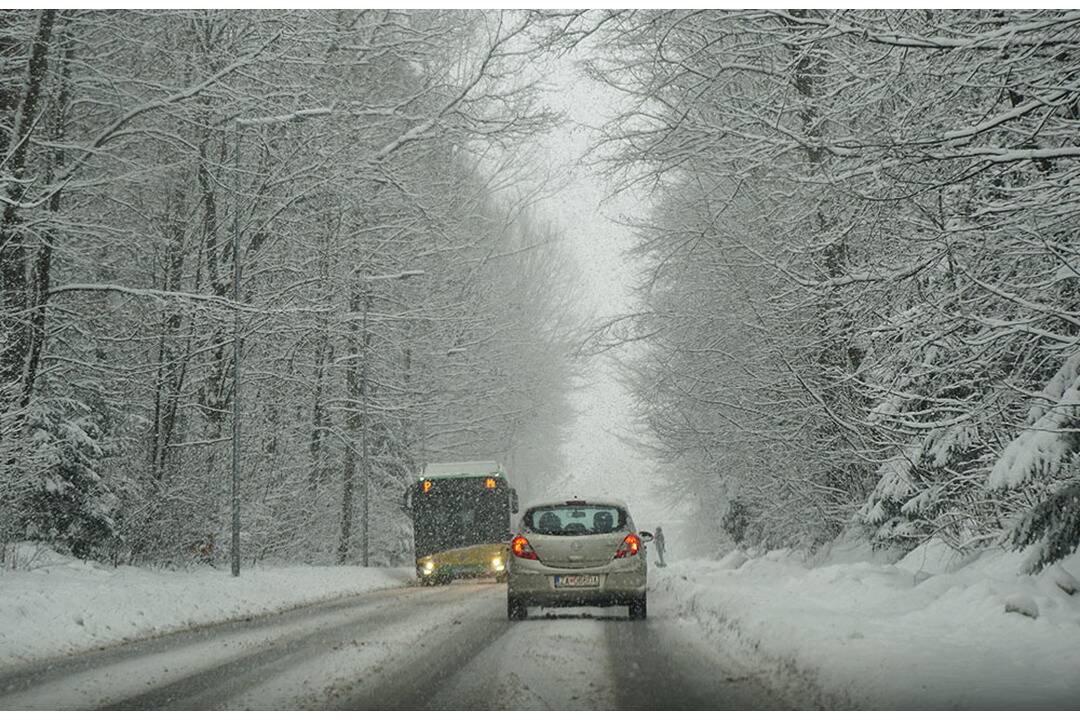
(628, 595, 647, 621)
(507, 596, 527, 621)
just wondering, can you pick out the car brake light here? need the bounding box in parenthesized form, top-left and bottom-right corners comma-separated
(614, 533, 640, 559)
(512, 535, 538, 560)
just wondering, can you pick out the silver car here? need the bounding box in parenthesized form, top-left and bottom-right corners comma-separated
(507, 498, 652, 620)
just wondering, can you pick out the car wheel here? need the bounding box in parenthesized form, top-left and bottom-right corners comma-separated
(507, 596, 527, 621)
(628, 595, 647, 621)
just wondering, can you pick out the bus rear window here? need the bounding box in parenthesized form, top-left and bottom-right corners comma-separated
(523, 505, 627, 536)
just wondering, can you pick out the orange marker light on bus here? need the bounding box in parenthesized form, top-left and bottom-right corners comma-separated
(485, 477, 497, 489)
(422, 479, 432, 493)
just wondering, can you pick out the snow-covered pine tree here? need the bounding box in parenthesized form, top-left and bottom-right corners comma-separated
(992, 351, 1080, 571)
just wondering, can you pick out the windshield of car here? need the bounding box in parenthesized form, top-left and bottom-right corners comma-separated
(523, 504, 628, 535)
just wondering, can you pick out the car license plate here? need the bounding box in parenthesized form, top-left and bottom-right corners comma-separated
(554, 574, 600, 588)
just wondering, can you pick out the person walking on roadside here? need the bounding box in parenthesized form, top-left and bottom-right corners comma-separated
(654, 526, 666, 567)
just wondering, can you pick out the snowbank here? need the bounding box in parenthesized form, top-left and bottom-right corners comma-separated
(0, 548, 412, 671)
(655, 542, 1080, 709)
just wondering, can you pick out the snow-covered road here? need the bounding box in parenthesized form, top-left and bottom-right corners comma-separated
(0, 580, 787, 710)
(6, 538, 1075, 710)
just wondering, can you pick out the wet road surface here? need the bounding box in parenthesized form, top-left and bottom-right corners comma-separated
(0, 580, 789, 710)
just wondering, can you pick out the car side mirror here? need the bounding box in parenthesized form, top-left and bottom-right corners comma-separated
(639, 530, 654, 542)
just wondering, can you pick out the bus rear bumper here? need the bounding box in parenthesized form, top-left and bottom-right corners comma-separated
(417, 544, 508, 583)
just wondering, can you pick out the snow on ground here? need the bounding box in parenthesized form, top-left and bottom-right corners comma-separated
(430, 609, 620, 710)
(4, 539, 1080, 710)
(0, 545, 412, 672)
(655, 539, 1080, 709)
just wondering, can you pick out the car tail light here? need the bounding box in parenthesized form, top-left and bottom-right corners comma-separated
(512, 535, 538, 560)
(614, 533, 640, 559)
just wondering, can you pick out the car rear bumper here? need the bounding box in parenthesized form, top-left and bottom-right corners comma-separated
(508, 563, 646, 606)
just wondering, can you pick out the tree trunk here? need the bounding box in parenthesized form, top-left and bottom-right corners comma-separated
(19, 18, 70, 412)
(338, 285, 373, 564)
(0, 10, 55, 421)
(149, 189, 191, 485)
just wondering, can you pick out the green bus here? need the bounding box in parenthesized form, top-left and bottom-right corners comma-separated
(401, 461, 518, 585)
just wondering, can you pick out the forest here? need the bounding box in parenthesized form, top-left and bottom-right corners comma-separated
(569, 9, 1080, 570)
(2, 9, 1079, 573)
(0, 10, 582, 568)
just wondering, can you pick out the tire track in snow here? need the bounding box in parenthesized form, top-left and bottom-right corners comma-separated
(108, 584, 484, 710)
(317, 582, 513, 710)
(417, 609, 619, 710)
(0, 582, 475, 709)
(605, 615, 789, 709)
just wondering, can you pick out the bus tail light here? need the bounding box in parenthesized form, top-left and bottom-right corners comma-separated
(512, 535, 538, 560)
(614, 534, 640, 559)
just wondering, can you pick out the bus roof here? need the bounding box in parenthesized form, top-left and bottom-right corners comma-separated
(421, 460, 504, 479)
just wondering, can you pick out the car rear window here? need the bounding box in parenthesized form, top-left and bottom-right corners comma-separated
(523, 504, 628, 536)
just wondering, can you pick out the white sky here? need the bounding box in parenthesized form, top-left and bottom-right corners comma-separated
(526, 48, 676, 529)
